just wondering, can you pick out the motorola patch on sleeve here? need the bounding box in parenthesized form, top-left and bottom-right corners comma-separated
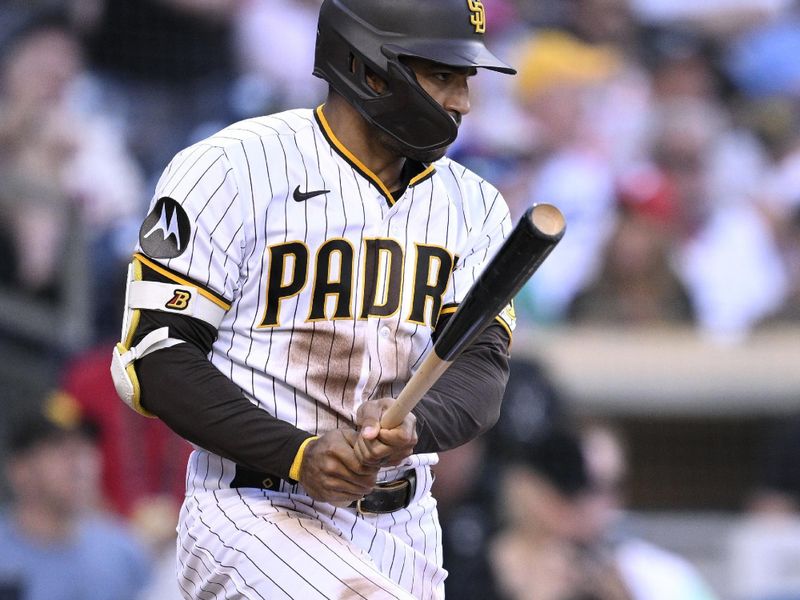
(139, 197, 191, 259)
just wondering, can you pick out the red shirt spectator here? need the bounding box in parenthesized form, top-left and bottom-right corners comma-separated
(60, 343, 191, 517)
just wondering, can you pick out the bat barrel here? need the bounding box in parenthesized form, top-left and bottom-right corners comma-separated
(380, 203, 565, 429)
(435, 203, 565, 361)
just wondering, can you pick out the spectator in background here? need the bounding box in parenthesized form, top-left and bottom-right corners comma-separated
(0, 10, 145, 342)
(567, 199, 694, 325)
(645, 97, 787, 341)
(726, 416, 800, 600)
(578, 422, 719, 600)
(569, 0, 652, 174)
(58, 356, 192, 518)
(0, 395, 151, 600)
(489, 426, 622, 600)
(0, 13, 82, 302)
(435, 357, 565, 600)
(61, 354, 191, 516)
(233, 0, 326, 114)
(750, 102, 800, 325)
(489, 422, 719, 600)
(640, 27, 723, 103)
(78, 0, 239, 183)
(507, 30, 622, 322)
(569, 0, 640, 49)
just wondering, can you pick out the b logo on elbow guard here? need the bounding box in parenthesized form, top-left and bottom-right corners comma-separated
(165, 289, 192, 311)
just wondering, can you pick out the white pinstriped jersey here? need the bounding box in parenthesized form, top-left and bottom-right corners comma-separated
(135, 106, 515, 494)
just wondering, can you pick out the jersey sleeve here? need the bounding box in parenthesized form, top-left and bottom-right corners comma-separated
(441, 180, 516, 336)
(136, 144, 245, 304)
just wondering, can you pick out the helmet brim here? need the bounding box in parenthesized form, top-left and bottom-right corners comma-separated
(386, 40, 516, 75)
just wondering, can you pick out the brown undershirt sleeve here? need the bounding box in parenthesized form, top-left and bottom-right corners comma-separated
(132, 310, 313, 480)
(412, 317, 511, 453)
(131, 308, 510, 472)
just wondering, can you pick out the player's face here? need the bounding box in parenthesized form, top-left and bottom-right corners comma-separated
(403, 57, 476, 161)
(405, 57, 475, 119)
(363, 56, 475, 162)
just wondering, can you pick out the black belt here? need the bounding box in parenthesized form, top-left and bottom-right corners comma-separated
(231, 467, 417, 515)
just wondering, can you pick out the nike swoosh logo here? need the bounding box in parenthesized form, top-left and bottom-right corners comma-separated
(293, 186, 330, 202)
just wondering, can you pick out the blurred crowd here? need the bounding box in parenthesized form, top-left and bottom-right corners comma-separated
(438, 358, 800, 600)
(0, 0, 799, 349)
(3, 359, 799, 600)
(1, 0, 800, 599)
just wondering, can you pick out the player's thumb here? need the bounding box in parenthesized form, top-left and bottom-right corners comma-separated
(360, 420, 380, 440)
(356, 406, 382, 440)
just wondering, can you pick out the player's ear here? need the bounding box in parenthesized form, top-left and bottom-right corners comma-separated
(350, 54, 388, 95)
(350, 55, 387, 94)
(365, 70, 387, 94)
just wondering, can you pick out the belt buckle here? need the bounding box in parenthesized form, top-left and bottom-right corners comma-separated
(356, 496, 372, 517)
(355, 495, 379, 516)
(356, 473, 414, 516)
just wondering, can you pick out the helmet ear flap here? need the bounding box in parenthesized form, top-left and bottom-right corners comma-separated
(359, 59, 458, 152)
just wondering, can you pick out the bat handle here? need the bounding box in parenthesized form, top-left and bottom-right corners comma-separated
(380, 354, 450, 429)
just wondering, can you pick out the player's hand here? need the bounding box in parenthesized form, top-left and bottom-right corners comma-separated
(299, 429, 380, 505)
(354, 398, 418, 468)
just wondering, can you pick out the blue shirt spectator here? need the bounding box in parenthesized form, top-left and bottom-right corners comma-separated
(0, 512, 151, 600)
(0, 404, 151, 600)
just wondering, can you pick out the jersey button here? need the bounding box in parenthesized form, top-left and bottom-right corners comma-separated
(380, 326, 391, 338)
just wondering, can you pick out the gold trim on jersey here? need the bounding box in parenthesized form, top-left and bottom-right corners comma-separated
(494, 314, 513, 342)
(288, 435, 320, 482)
(134, 253, 232, 310)
(409, 164, 436, 186)
(439, 305, 459, 318)
(314, 105, 436, 206)
(315, 106, 395, 201)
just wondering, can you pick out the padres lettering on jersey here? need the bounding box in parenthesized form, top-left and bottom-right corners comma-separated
(260, 239, 454, 327)
(136, 106, 514, 493)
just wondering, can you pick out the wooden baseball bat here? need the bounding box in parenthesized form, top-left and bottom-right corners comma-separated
(380, 203, 566, 428)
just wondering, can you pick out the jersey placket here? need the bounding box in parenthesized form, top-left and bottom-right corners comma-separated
(361, 187, 417, 404)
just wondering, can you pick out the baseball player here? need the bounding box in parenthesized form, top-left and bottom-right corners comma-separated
(111, 1, 516, 598)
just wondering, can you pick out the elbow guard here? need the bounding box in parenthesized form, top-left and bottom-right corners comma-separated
(110, 256, 227, 416)
(111, 328, 182, 416)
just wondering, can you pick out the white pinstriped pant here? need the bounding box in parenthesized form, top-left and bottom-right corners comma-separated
(176, 466, 446, 599)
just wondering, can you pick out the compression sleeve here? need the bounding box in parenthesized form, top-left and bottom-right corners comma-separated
(412, 318, 511, 453)
(133, 307, 508, 469)
(132, 310, 313, 479)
